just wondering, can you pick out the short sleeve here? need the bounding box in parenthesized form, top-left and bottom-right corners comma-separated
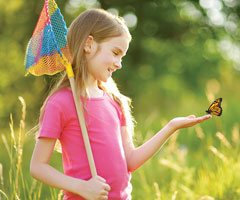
(38, 101, 64, 139)
(107, 94, 127, 127)
(113, 102, 126, 126)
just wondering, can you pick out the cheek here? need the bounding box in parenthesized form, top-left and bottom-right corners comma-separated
(99, 54, 114, 67)
(107, 54, 115, 64)
(89, 50, 114, 68)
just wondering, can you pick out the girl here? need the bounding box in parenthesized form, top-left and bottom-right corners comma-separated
(30, 8, 211, 200)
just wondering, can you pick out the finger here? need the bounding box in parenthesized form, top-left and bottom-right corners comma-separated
(195, 114, 212, 122)
(199, 114, 212, 120)
(187, 115, 196, 118)
(104, 184, 111, 191)
(100, 190, 108, 195)
(97, 176, 106, 183)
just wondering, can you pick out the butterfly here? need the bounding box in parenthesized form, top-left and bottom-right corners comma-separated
(206, 98, 223, 116)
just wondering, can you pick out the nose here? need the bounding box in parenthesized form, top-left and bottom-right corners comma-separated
(114, 59, 122, 69)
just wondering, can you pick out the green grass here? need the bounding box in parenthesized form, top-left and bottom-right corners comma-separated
(0, 97, 239, 200)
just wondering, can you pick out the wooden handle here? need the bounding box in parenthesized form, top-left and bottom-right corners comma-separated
(69, 77, 97, 177)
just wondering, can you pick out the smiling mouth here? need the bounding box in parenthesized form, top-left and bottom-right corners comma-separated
(108, 68, 115, 73)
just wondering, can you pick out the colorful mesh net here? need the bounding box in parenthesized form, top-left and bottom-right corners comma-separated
(25, 0, 71, 76)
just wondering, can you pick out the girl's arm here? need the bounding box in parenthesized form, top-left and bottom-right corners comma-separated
(30, 138, 110, 199)
(121, 115, 211, 172)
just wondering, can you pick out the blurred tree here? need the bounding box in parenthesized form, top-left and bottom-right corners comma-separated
(0, 0, 239, 129)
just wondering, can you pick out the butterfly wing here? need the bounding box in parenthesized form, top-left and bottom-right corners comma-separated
(206, 98, 222, 116)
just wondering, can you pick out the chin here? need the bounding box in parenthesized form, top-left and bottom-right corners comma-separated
(102, 78, 108, 82)
(101, 75, 111, 82)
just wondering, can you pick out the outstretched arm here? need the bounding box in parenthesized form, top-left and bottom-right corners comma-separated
(121, 115, 211, 172)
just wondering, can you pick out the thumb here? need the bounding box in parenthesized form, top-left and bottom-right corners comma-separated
(96, 176, 106, 183)
(187, 115, 196, 118)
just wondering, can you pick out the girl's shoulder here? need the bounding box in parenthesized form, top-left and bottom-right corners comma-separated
(47, 87, 73, 107)
(105, 93, 123, 114)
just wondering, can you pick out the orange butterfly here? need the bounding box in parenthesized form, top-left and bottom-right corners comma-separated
(206, 98, 222, 116)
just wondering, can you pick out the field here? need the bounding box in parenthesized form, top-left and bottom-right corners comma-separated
(0, 95, 239, 200)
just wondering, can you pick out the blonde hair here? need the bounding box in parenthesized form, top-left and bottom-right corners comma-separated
(39, 8, 135, 138)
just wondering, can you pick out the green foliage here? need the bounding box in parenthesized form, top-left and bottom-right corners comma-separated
(131, 120, 240, 200)
(1, 96, 240, 200)
(0, 98, 63, 200)
(0, 0, 240, 129)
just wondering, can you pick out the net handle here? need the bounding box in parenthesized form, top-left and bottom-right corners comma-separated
(44, 0, 97, 177)
(69, 76, 97, 177)
(61, 54, 97, 176)
(60, 55, 74, 78)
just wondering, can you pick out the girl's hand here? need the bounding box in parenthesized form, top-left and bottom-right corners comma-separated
(168, 114, 212, 132)
(76, 176, 111, 200)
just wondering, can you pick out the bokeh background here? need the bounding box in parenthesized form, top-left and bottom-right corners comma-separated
(0, 0, 240, 199)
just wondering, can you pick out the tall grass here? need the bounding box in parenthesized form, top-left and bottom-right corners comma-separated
(0, 97, 240, 199)
(0, 97, 61, 200)
(131, 118, 240, 200)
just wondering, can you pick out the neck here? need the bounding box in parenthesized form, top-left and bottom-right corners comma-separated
(84, 77, 103, 98)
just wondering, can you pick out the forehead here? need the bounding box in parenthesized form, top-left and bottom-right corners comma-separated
(100, 35, 129, 54)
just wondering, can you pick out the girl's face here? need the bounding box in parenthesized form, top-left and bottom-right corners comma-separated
(85, 34, 129, 83)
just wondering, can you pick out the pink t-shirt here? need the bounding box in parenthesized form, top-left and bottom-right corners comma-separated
(38, 88, 132, 200)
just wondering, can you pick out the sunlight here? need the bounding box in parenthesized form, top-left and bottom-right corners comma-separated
(179, 2, 202, 21)
(123, 12, 138, 28)
(199, 0, 226, 26)
(218, 38, 240, 71)
(223, 0, 238, 8)
(200, 0, 222, 10)
(65, 0, 99, 14)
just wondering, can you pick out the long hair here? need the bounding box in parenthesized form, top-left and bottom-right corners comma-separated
(39, 8, 135, 139)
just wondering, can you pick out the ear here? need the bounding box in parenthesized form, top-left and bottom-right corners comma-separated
(84, 35, 94, 53)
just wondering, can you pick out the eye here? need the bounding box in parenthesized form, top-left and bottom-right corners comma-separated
(112, 51, 118, 56)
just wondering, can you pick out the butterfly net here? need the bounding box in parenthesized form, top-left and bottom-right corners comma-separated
(24, 0, 71, 76)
